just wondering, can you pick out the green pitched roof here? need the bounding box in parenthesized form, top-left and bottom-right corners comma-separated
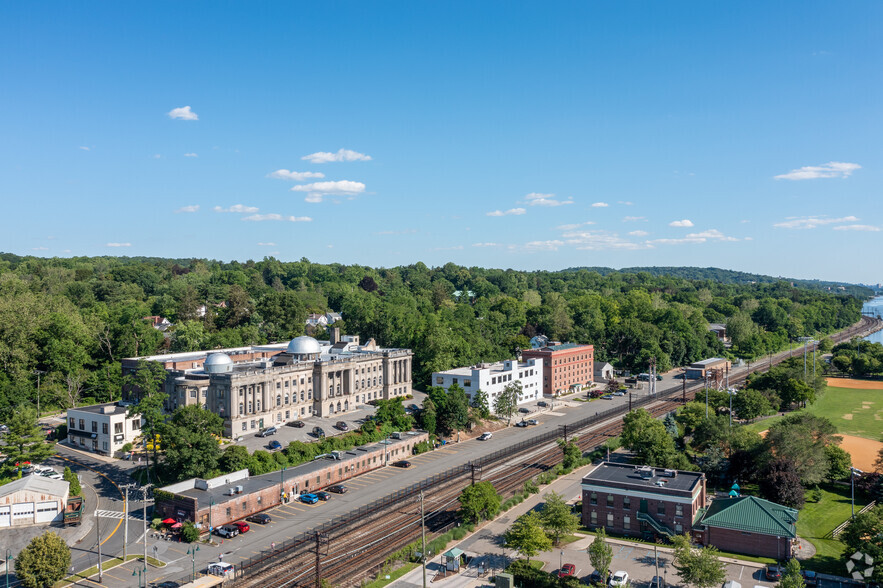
(698, 496, 798, 538)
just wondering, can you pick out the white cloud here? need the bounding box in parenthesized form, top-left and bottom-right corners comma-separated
(774, 161, 861, 180)
(523, 192, 573, 207)
(669, 219, 694, 227)
(646, 237, 706, 245)
(268, 169, 326, 181)
(175, 204, 200, 213)
(184, 153, 198, 157)
(773, 215, 859, 229)
(472, 242, 499, 247)
(290, 180, 366, 203)
(556, 221, 595, 231)
(487, 208, 526, 217)
(833, 224, 881, 232)
(618, 201, 634, 206)
(214, 204, 259, 213)
(152, 154, 162, 159)
(628, 230, 649, 237)
(242, 213, 312, 222)
(685, 229, 739, 242)
(591, 202, 609, 208)
(301, 149, 372, 164)
(168, 106, 198, 121)
(524, 240, 565, 251)
(78, 146, 90, 151)
(623, 216, 646, 222)
(257, 242, 277, 246)
(561, 230, 645, 251)
(106, 242, 131, 247)
(32, 246, 48, 251)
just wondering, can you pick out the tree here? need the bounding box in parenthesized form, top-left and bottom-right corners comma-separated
(587, 527, 614, 585)
(494, 381, 521, 425)
(540, 491, 579, 545)
(731, 388, 771, 422)
(670, 534, 726, 588)
(418, 397, 437, 435)
(621, 408, 679, 468)
(63, 466, 81, 496)
(459, 481, 501, 524)
(675, 402, 708, 436)
(470, 389, 491, 420)
(219, 445, 251, 473)
(161, 405, 224, 481)
(15, 531, 71, 588)
(758, 458, 805, 509)
(504, 510, 552, 562)
(3, 407, 54, 474)
(558, 438, 582, 470)
(825, 444, 853, 481)
(374, 399, 413, 431)
(181, 520, 201, 543)
(605, 378, 621, 395)
(125, 359, 169, 483)
(779, 557, 805, 588)
(763, 413, 839, 485)
(841, 505, 883, 583)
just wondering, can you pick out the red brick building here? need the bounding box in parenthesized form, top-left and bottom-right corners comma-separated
(522, 343, 594, 397)
(694, 495, 797, 559)
(581, 462, 706, 540)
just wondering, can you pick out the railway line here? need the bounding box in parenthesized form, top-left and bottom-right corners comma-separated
(232, 315, 882, 587)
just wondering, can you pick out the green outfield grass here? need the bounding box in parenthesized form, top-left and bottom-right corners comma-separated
(741, 384, 883, 440)
(798, 483, 869, 575)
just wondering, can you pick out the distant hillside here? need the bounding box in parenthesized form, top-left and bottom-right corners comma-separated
(564, 266, 873, 298)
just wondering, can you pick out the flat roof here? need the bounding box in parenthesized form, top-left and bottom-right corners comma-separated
(689, 358, 728, 368)
(68, 402, 130, 416)
(583, 462, 703, 494)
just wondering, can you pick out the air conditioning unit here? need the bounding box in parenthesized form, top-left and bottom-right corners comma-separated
(235, 485, 243, 494)
(227, 488, 235, 496)
(664, 469, 678, 478)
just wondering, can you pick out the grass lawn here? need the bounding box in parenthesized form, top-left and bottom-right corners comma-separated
(741, 385, 883, 440)
(797, 482, 869, 575)
(363, 562, 420, 588)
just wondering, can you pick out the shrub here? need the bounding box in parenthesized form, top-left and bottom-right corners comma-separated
(523, 479, 539, 494)
(151, 517, 163, 530)
(180, 521, 200, 543)
(121, 442, 134, 453)
(63, 467, 81, 496)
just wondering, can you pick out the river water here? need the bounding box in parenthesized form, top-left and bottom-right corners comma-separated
(862, 295, 883, 344)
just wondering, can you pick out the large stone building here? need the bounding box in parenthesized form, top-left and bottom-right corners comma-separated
(122, 329, 413, 437)
(431, 359, 542, 412)
(522, 342, 594, 397)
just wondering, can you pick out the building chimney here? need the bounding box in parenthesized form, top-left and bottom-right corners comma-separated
(330, 327, 340, 345)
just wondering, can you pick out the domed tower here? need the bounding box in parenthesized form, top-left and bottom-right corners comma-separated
(286, 336, 322, 360)
(204, 352, 234, 374)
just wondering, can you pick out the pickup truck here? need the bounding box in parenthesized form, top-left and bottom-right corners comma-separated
(64, 496, 84, 526)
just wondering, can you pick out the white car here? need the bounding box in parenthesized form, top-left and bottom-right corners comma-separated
(478, 432, 493, 441)
(609, 571, 629, 588)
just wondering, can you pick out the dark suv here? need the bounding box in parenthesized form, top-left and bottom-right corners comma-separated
(312, 426, 325, 438)
(336, 421, 349, 431)
(287, 420, 305, 428)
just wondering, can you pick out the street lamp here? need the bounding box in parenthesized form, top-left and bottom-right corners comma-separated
(6, 548, 12, 588)
(727, 388, 738, 427)
(187, 545, 200, 581)
(851, 467, 864, 518)
(132, 567, 144, 588)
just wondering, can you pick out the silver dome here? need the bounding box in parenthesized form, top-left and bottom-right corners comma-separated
(287, 336, 321, 356)
(204, 353, 233, 374)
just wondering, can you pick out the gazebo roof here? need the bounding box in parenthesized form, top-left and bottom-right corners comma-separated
(443, 547, 465, 559)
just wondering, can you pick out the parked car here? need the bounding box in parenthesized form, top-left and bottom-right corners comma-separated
(327, 485, 348, 494)
(537, 401, 548, 407)
(527, 418, 539, 425)
(765, 565, 782, 581)
(312, 426, 325, 438)
(315, 491, 331, 501)
(150, 582, 181, 588)
(649, 576, 664, 588)
(518, 407, 530, 413)
(336, 421, 349, 431)
(391, 460, 412, 468)
(601, 394, 614, 400)
(246, 513, 272, 525)
(609, 571, 629, 588)
(590, 569, 610, 585)
(408, 404, 419, 411)
(656, 374, 664, 381)
(612, 391, 625, 397)
(801, 570, 818, 587)
(515, 421, 528, 427)
(268, 440, 282, 451)
(558, 563, 576, 578)
(287, 420, 305, 428)
(723, 581, 742, 588)
(257, 426, 277, 437)
(232, 521, 250, 534)
(215, 525, 239, 538)
(299, 493, 319, 504)
(478, 432, 493, 441)
(40, 470, 63, 480)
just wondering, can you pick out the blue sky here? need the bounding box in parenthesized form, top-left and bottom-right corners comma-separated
(1, 2, 880, 283)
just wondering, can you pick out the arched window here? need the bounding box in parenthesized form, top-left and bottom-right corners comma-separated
(239, 402, 244, 415)
(329, 404, 334, 414)
(277, 395, 282, 407)
(344, 400, 349, 411)
(337, 384, 341, 394)
(337, 401, 341, 412)
(373, 377, 377, 387)
(379, 376, 383, 385)
(248, 402, 253, 413)
(256, 400, 261, 412)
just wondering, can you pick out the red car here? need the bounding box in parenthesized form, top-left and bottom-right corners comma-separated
(233, 521, 250, 534)
(558, 564, 575, 578)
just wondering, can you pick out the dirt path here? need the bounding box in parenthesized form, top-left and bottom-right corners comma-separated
(826, 378, 883, 390)
(839, 434, 883, 471)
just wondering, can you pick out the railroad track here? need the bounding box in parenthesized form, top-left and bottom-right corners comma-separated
(233, 315, 882, 587)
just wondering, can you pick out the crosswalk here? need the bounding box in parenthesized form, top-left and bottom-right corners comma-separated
(95, 509, 144, 520)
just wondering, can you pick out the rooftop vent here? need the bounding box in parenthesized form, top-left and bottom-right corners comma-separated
(663, 469, 678, 478)
(636, 466, 654, 479)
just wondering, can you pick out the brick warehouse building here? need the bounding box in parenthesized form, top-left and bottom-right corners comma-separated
(522, 343, 594, 397)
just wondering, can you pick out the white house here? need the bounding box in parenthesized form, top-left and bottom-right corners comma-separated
(0, 476, 69, 527)
(67, 402, 143, 457)
(431, 359, 542, 412)
(306, 313, 329, 327)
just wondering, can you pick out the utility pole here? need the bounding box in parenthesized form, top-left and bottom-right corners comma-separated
(121, 484, 133, 561)
(314, 532, 328, 588)
(420, 491, 427, 588)
(654, 544, 660, 587)
(681, 371, 686, 403)
(704, 374, 709, 418)
(96, 515, 103, 583)
(141, 485, 150, 586)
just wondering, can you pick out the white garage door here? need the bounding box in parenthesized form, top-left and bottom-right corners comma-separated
(12, 502, 34, 525)
(35, 501, 58, 523)
(0, 506, 10, 527)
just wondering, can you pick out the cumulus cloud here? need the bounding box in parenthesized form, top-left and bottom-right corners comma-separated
(646, 237, 707, 245)
(556, 221, 596, 231)
(290, 180, 366, 203)
(523, 192, 573, 207)
(773, 215, 859, 229)
(257, 242, 277, 246)
(669, 219, 694, 227)
(184, 153, 198, 157)
(106, 242, 131, 247)
(78, 146, 90, 151)
(623, 216, 646, 222)
(242, 214, 312, 222)
(561, 230, 645, 251)
(774, 161, 861, 180)
(618, 201, 634, 206)
(487, 208, 526, 217)
(472, 242, 499, 247)
(301, 149, 372, 164)
(833, 224, 880, 232)
(524, 240, 565, 252)
(591, 202, 609, 208)
(628, 230, 649, 237)
(175, 204, 200, 213)
(32, 246, 48, 251)
(167, 106, 198, 120)
(268, 169, 326, 181)
(214, 204, 259, 213)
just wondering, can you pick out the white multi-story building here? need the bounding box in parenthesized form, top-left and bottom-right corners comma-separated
(66, 402, 143, 457)
(431, 359, 542, 412)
